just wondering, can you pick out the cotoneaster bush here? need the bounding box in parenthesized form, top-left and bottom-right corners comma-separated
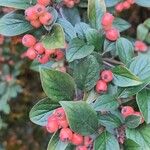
(0, 0, 150, 149)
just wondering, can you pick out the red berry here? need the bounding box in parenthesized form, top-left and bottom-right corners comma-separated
(25, 7, 38, 21)
(46, 116, 59, 133)
(121, 106, 134, 118)
(58, 119, 69, 128)
(127, 0, 135, 4)
(53, 107, 66, 120)
(0, 35, 4, 45)
(26, 47, 37, 60)
(135, 41, 148, 52)
(76, 146, 87, 150)
(30, 19, 42, 28)
(96, 80, 107, 93)
(34, 4, 46, 16)
(84, 136, 93, 147)
(38, 54, 49, 64)
(34, 42, 45, 54)
(39, 12, 53, 25)
(37, 0, 51, 6)
(101, 70, 113, 83)
(101, 13, 114, 27)
(59, 128, 73, 142)
(22, 34, 36, 47)
(133, 112, 144, 124)
(122, 1, 131, 9)
(64, 0, 75, 8)
(71, 133, 83, 145)
(105, 28, 120, 41)
(55, 49, 64, 61)
(115, 3, 124, 12)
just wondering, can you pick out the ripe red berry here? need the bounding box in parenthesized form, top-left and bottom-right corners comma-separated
(30, 19, 42, 28)
(84, 136, 93, 147)
(34, 4, 46, 16)
(115, 3, 124, 12)
(34, 42, 45, 54)
(58, 119, 69, 128)
(0, 35, 4, 45)
(96, 80, 107, 93)
(59, 128, 73, 142)
(101, 70, 113, 83)
(122, 1, 131, 9)
(135, 41, 148, 52)
(25, 7, 38, 21)
(71, 133, 84, 145)
(26, 47, 37, 60)
(64, 0, 75, 8)
(105, 28, 120, 41)
(46, 116, 59, 133)
(55, 49, 64, 61)
(22, 34, 36, 47)
(121, 106, 134, 118)
(133, 112, 144, 124)
(39, 12, 53, 25)
(37, 0, 51, 6)
(53, 107, 66, 120)
(38, 54, 49, 64)
(101, 13, 114, 27)
(127, 0, 135, 4)
(76, 146, 87, 150)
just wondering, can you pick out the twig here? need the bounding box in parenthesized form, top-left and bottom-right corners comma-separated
(103, 58, 124, 65)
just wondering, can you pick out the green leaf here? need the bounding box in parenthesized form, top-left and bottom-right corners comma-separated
(144, 18, 150, 29)
(113, 18, 131, 32)
(47, 132, 69, 150)
(137, 24, 149, 41)
(60, 101, 98, 136)
(66, 38, 95, 62)
(88, 0, 106, 29)
(105, 0, 121, 7)
(40, 68, 76, 102)
(94, 131, 120, 150)
(125, 115, 141, 129)
(129, 55, 150, 80)
(0, 0, 36, 9)
(92, 94, 119, 111)
(41, 24, 65, 49)
(98, 113, 122, 131)
(75, 22, 91, 39)
(103, 40, 116, 54)
(72, 55, 100, 91)
(118, 76, 150, 98)
(29, 98, 60, 126)
(116, 37, 134, 65)
(0, 11, 33, 36)
(57, 18, 76, 41)
(113, 65, 142, 87)
(85, 29, 104, 51)
(135, 0, 150, 8)
(126, 125, 150, 149)
(136, 89, 150, 124)
(124, 139, 142, 150)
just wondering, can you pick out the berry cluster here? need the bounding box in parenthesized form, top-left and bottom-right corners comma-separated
(96, 70, 113, 94)
(46, 108, 93, 150)
(101, 13, 120, 41)
(22, 34, 64, 64)
(121, 106, 144, 123)
(25, 4, 53, 28)
(115, 0, 135, 12)
(134, 40, 148, 52)
(63, 0, 80, 8)
(0, 34, 4, 45)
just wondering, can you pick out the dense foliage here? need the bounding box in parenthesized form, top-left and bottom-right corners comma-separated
(0, 0, 150, 149)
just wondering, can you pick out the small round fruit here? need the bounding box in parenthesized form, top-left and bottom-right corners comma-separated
(115, 3, 124, 12)
(101, 70, 113, 83)
(121, 106, 134, 118)
(59, 128, 73, 142)
(37, 0, 51, 6)
(96, 80, 108, 93)
(105, 28, 120, 41)
(34, 42, 45, 54)
(22, 34, 36, 47)
(26, 47, 37, 60)
(71, 133, 84, 145)
(76, 146, 87, 150)
(30, 19, 42, 28)
(46, 119, 59, 133)
(101, 12, 114, 27)
(39, 12, 53, 25)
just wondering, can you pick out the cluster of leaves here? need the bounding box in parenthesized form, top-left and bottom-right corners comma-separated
(0, 0, 150, 149)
